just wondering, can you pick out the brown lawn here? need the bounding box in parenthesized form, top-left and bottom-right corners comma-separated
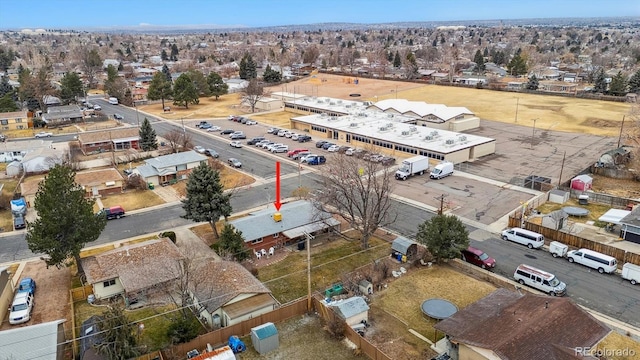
(138, 93, 246, 120)
(100, 189, 165, 210)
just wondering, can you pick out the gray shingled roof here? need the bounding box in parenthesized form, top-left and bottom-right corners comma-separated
(332, 296, 369, 320)
(229, 200, 332, 242)
(143, 150, 207, 169)
(0, 319, 65, 360)
(434, 288, 609, 360)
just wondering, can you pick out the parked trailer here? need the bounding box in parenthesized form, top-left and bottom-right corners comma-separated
(549, 241, 568, 258)
(622, 263, 640, 285)
(395, 155, 430, 180)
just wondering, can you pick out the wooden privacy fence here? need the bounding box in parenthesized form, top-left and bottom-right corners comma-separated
(70, 285, 93, 302)
(508, 215, 640, 267)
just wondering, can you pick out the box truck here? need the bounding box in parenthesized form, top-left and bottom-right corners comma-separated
(395, 155, 429, 180)
(622, 262, 640, 285)
(108, 97, 119, 105)
(430, 161, 454, 179)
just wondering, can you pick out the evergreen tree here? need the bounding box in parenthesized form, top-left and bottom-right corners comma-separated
(172, 74, 199, 109)
(0, 76, 14, 98)
(526, 74, 539, 90)
(608, 71, 628, 96)
(628, 69, 640, 94)
(138, 118, 158, 151)
(473, 49, 485, 72)
(393, 51, 402, 68)
(217, 223, 250, 261)
(147, 71, 173, 109)
(170, 43, 179, 61)
(507, 50, 527, 76)
(415, 214, 469, 263)
(186, 69, 210, 96)
(593, 68, 607, 93)
(182, 163, 232, 238)
(26, 165, 106, 270)
(262, 64, 282, 83)
(60, 72, 84, 104)
(161, 49, 168, 61)
(239, 53, 257, 80)
(162, 64, 172, 83)
(0, 92, 18, 112)
(94, 306, 140, 359)
(0, 47, 15, 71)
(206, 71, 228, 100)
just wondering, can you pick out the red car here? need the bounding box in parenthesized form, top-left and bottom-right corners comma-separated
(287, 148, 309, 157)
(461, 246, 496, 270)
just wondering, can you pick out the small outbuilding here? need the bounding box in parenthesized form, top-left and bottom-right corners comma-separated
(541, 210, 568, 230)
(571, 174, 593, 191)
(250, 322, 279, 355)
(548, 189, 569, 204)
(358, 280, 373, 295)
(391, 236, 418, 259)
(331, 296, 370, 326)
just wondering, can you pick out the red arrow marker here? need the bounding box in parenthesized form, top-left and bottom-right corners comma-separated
(274, 161, 282, 210)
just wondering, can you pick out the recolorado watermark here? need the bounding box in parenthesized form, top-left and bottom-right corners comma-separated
(574, 347, 636, 357)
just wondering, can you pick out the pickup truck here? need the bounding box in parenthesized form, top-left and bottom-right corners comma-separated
(195, 121, 212, 129)
(35, 131, 53, 138)
(100, 206, 126, 220)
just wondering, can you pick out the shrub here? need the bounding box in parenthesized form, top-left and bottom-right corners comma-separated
(160, 231, 176, 243)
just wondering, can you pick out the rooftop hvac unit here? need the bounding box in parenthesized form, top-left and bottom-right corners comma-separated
(388, 114, 394, 118)
(425, 135, 434, 140)
(430, 130, 439, 136)
(401, 131, 410, 136)
(458, 135, 467, 141)
(346, 104, 352, 108)
(329, 102, 336, 105)
(317, 100, 324, 104)
(445, 138, 456, 145)
(409, 126, 417, 132)
(321, 113, 327, 117)
(379, 126, 388, 131)
(350, 123, 359, 127)
(386, 122, 394, 128)
(330, 116, 337, 121)
(337, 100, 342, 104)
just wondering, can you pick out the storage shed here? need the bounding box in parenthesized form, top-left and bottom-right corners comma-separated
(331, 296, 370, 326)
(358, 280, 373, 295)
(548, 189, 569, 204)
(542, 210, 568, 230)
(250, 322, 279, 355)
(571, 175, 593, 191)
(391, 236, 418, 259)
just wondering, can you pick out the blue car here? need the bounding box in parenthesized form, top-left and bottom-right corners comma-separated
(307, 155, 326, 165)
(18, 277, 36, 295)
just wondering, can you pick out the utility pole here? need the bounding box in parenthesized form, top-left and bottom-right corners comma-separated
(558, 151, 566, 187)
(617, 115, 626, 148)
(530, 118, 538, 150)
(306, 233, 312, 311)
(436, 194, 447, 215)
(514, 97, 519, 123)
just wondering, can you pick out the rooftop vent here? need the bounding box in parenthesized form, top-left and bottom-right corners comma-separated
(425, 135, 434, 140)
(401, 130, 411, 136)
(350, 123, 359, 127)
(445, 138, 456, 145)
(430, 130, 439, 136)
(458, 135, 467, 142)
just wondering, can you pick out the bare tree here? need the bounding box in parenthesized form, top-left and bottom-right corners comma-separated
(241, 79, 266, 113)
(314, 152, 397, 249)
(163, 128, 193, 153)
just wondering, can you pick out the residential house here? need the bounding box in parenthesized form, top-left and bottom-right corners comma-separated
(131, 87, 148, 102)
(190, 259, 277, 328)
(82, 238, 184, 301)
(75, 168, 125, 197)
(134, 150, 207, 186)
(43, 95, 62, 107)
(42, 104, 83, 126)
(329, 296, 370, 326)
(620, 207, 640, 244)
(228, 200, 341, 254)
(433, 288, 609, 360)
(79, 315, 107, 360)
(0, 319, 67, 360)
(0, 139, 54, 163)
(77, 127, 140, 155)
(19, 176, 44, 209)
(20, 144, 67, 174)
(0, 110, 32, 130)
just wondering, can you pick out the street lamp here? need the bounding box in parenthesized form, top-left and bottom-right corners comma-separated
(531, 118, 538, 149)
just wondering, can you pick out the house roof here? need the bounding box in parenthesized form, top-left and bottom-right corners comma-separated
(0, 110, 29, 119)
(82, 238, 184, 293)
(0, 319, 66, 360)
(331, 296, 370, 319)
(229, 200, 333, 242)
(20, 176, 44, 196)
(80, 315, 106, 360)
(75, 168, 124, 187)
(434, 288, 609, 360)
(0, 139, 53, 152)
(143, 150, 207, 170)
(620, 207, 640, 227)
(391, 236, 417, 255)
(42, 110, 84, 121)
(78, 128, 140, 145)
(191, 259, 272, 314)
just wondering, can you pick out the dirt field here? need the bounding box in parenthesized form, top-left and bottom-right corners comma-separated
(1, 260, 71, 330)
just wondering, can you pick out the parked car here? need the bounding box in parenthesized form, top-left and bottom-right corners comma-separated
(247, 136, 266, 145)
(267, 143, 284, 151)
(256, 140, 271, 147)
(34, 131, 53, 138)
(267, 128, 278, 134)
(205, 149, 219, 158)
(100, 206, 126, 220)
(13, 215, 26, 230)
(93, 104, 101, 110)
(353, 149, 369, 158)
(261, 141, 276, 149)
(193, 145, 206, 154)
(9, 292, 34, 325)
(220, 129, 235, 135)
(245, 120, 258, 125)
(316, 140, 329, 148)
(300, 153, 318, 163)
(297, 135, 312, 143)
(327, 145, 340, 152)
(196, 121, 212, 129)
(228, 158, 242, 168)
(271, 145, 289, 153)
(291, 134, 300, 141)
(285, 132, 296, 138)
(380, 156, 396, 166)
(230, 133, 246, 140)
(0, 134, 6, 142)
(113, 113, 124, 120)
(207, 126, 222, 132)
(322, 142, 336, 150)
(17, 278, 36, 295)
(292, 151, 311, 160)
(230, 141, 243, 148)
(461, 246, 496, 270)
(227, 115, 238, 121)
(277, 130, 290, 137)
(307, 155, 327, 165)
(287, 148, 310, 157)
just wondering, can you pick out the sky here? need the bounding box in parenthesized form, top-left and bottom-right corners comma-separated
(0, 0, 638, 30)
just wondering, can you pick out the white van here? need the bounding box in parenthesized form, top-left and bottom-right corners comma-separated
(622, 263, 640, 285)
(501, 228, 544, 249)
(514, 264, 567, 296)
(567, 248, 617, 274)
(108, 97, 119, 105)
